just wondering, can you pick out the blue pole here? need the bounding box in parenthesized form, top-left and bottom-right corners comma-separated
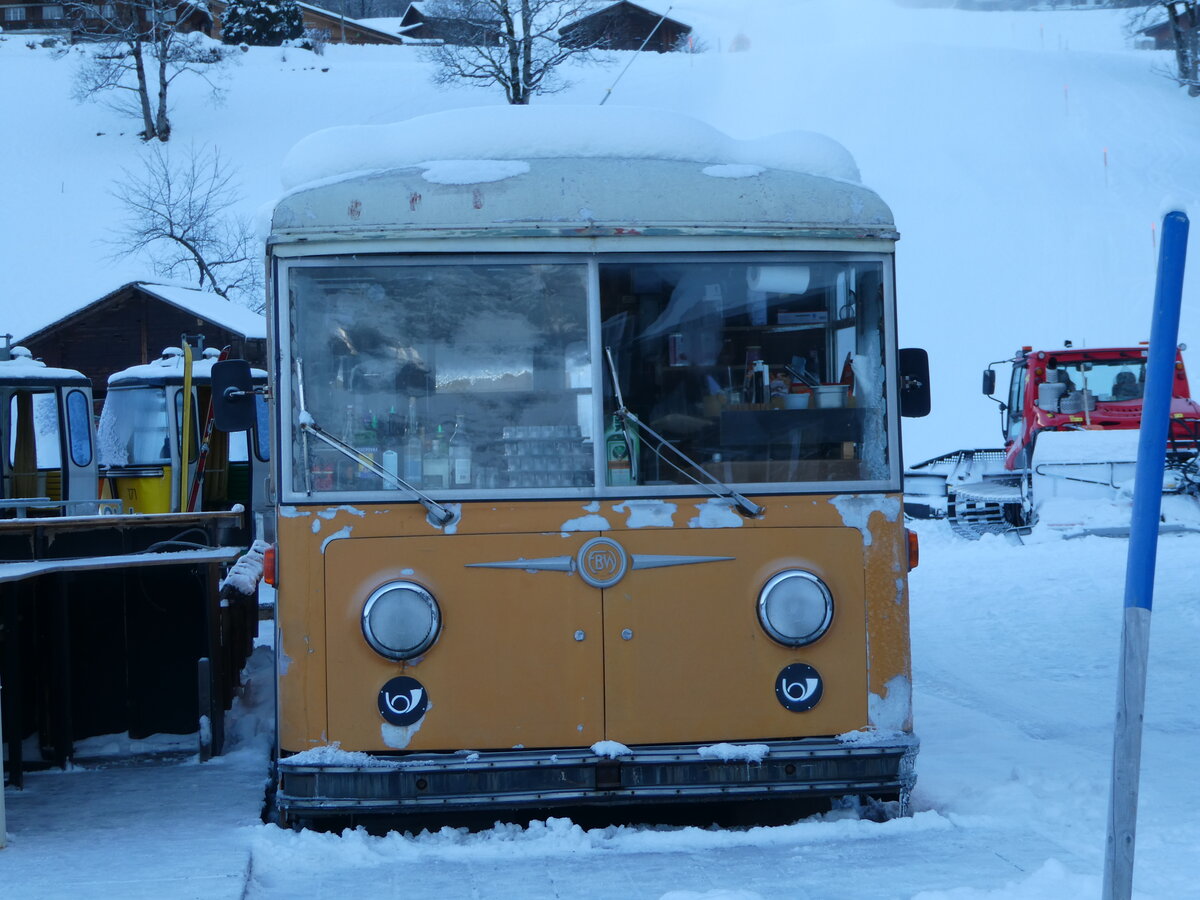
(1103, 210, 1189, 899)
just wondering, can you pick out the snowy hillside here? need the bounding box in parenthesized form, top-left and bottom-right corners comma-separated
(3, 1, 1200, 460)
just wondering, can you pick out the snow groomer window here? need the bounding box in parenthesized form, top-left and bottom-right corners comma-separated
(599, 258, 889, 485)
(98, 388, 170, 466)
(66, 389, 93, 467)
(288, 259, 591, 494)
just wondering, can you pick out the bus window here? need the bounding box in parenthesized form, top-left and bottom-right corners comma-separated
(288, 260, 590, 494)
(599, 258, 889, 484)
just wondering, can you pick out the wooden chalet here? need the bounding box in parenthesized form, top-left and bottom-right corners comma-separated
(0, 0, 402, 45)
(16, 282, 267, 402)
(397, 1, 499, 45)
(1, 1, 71, 34)
(203, 0, 403, 45)
(1139, 13, 1200, 52)
(1, 1, 215, 39)
(558, 1, 691, 53)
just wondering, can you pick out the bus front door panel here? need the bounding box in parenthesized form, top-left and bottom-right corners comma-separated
(323, 533, 605, 752)
(602, 527, 868, 745)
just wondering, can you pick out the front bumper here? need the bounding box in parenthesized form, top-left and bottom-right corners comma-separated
(276, 736, 919, 817)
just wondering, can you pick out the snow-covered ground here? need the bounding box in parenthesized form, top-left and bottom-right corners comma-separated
(3, 2, 1200, 897)
(5, 526, 1197, 899)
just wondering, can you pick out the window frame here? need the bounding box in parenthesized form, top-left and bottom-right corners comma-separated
(275, 248, 901, 504)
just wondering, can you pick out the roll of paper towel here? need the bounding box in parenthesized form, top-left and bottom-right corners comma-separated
(747, 265, 811, 295)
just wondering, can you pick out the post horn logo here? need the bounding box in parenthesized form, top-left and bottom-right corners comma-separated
(378, 675, 429, 726)
(775, 663, 823, 712)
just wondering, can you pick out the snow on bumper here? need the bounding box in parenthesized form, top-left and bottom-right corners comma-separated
(276, 736, 919, 816)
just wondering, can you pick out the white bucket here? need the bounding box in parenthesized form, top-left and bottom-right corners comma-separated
(784, 393, 810, 409)
(812, 385, 848, 408)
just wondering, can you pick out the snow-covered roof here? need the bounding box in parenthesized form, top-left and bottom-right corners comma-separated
(0, 347, 90, 386)
(108, 346, 268, 386)
(563, 1, 690, 30)
(282, 105, 862, 189)
(274, 106, 893, 241)
(355, 16, 406, 36)
(18, 281, 266, 345)
(136, 283, 267, 338)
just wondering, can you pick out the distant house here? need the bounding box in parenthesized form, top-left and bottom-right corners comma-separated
(396, 1, 499, 45)
(558, 1, 691, 53)
(16, 282, 267, 401)
(0, 1, 207, 37)
(1, 1, 72, 34)
(203, 0, 405, 45)
(0, 0, 403, 46)
(1139, 13, 1199, 52)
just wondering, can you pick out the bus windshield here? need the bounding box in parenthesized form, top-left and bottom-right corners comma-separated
(286, 254, 892, 496)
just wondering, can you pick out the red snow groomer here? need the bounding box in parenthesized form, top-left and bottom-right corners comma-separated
(904, 343, 1200, 537)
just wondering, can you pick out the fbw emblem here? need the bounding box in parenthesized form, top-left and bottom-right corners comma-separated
(577, 537, 629, 589)
(377, 675, 429, 726)
(775, 663, 823, 712)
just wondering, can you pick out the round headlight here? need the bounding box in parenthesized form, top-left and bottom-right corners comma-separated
(757, 570, 833, 647)
(362, 582, 441, 661)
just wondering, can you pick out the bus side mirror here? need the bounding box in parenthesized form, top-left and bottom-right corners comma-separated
(211, 359, 257, 432)
(899, 348, 931, 418)
(982, 368, 996, 396)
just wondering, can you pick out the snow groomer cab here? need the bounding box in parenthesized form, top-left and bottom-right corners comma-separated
(100, 345, 269, 519)
(0, 340, 101, 517)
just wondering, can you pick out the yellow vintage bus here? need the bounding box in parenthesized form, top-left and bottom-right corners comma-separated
(234, 107, 930, 825)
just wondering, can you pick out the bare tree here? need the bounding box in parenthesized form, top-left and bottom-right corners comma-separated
(71, 0, 229, 141)
(1127, 2, 1200, 95)
(112, 145, 262, 309)
(424, 0, 610, 105)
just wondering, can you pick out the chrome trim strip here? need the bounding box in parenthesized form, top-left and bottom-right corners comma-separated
(465, 556, 575, 573)
(631, 554, 734, 570)
(464, 553, 733, 576)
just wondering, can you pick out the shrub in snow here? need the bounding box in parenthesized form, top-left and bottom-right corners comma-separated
(300, 27, 327, 56)
(221, 0, 305, 47)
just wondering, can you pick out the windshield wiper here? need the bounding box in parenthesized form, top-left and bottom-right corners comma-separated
(603, 347, 765, 519)
(294, 359, 458, 529)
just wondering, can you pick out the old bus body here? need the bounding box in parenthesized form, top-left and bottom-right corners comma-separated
(257, 112, 925, 823)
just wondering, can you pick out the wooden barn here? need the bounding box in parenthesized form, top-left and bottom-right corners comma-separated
(16, 281, 267, 403)
(396, 1, 500, 45)
(558, 1, 691, 53)
(0, 0, 402, 46)
(1139, 13, 1200, 52)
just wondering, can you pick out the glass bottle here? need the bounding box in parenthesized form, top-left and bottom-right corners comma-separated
(605, 414, 639, 486)
(448, 413, 472, 487)
(403, 396, 423, 483)
(423, 423, 450, 489)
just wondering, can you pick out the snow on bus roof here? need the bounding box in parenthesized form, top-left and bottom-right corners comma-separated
(280, 105, 863, 192)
